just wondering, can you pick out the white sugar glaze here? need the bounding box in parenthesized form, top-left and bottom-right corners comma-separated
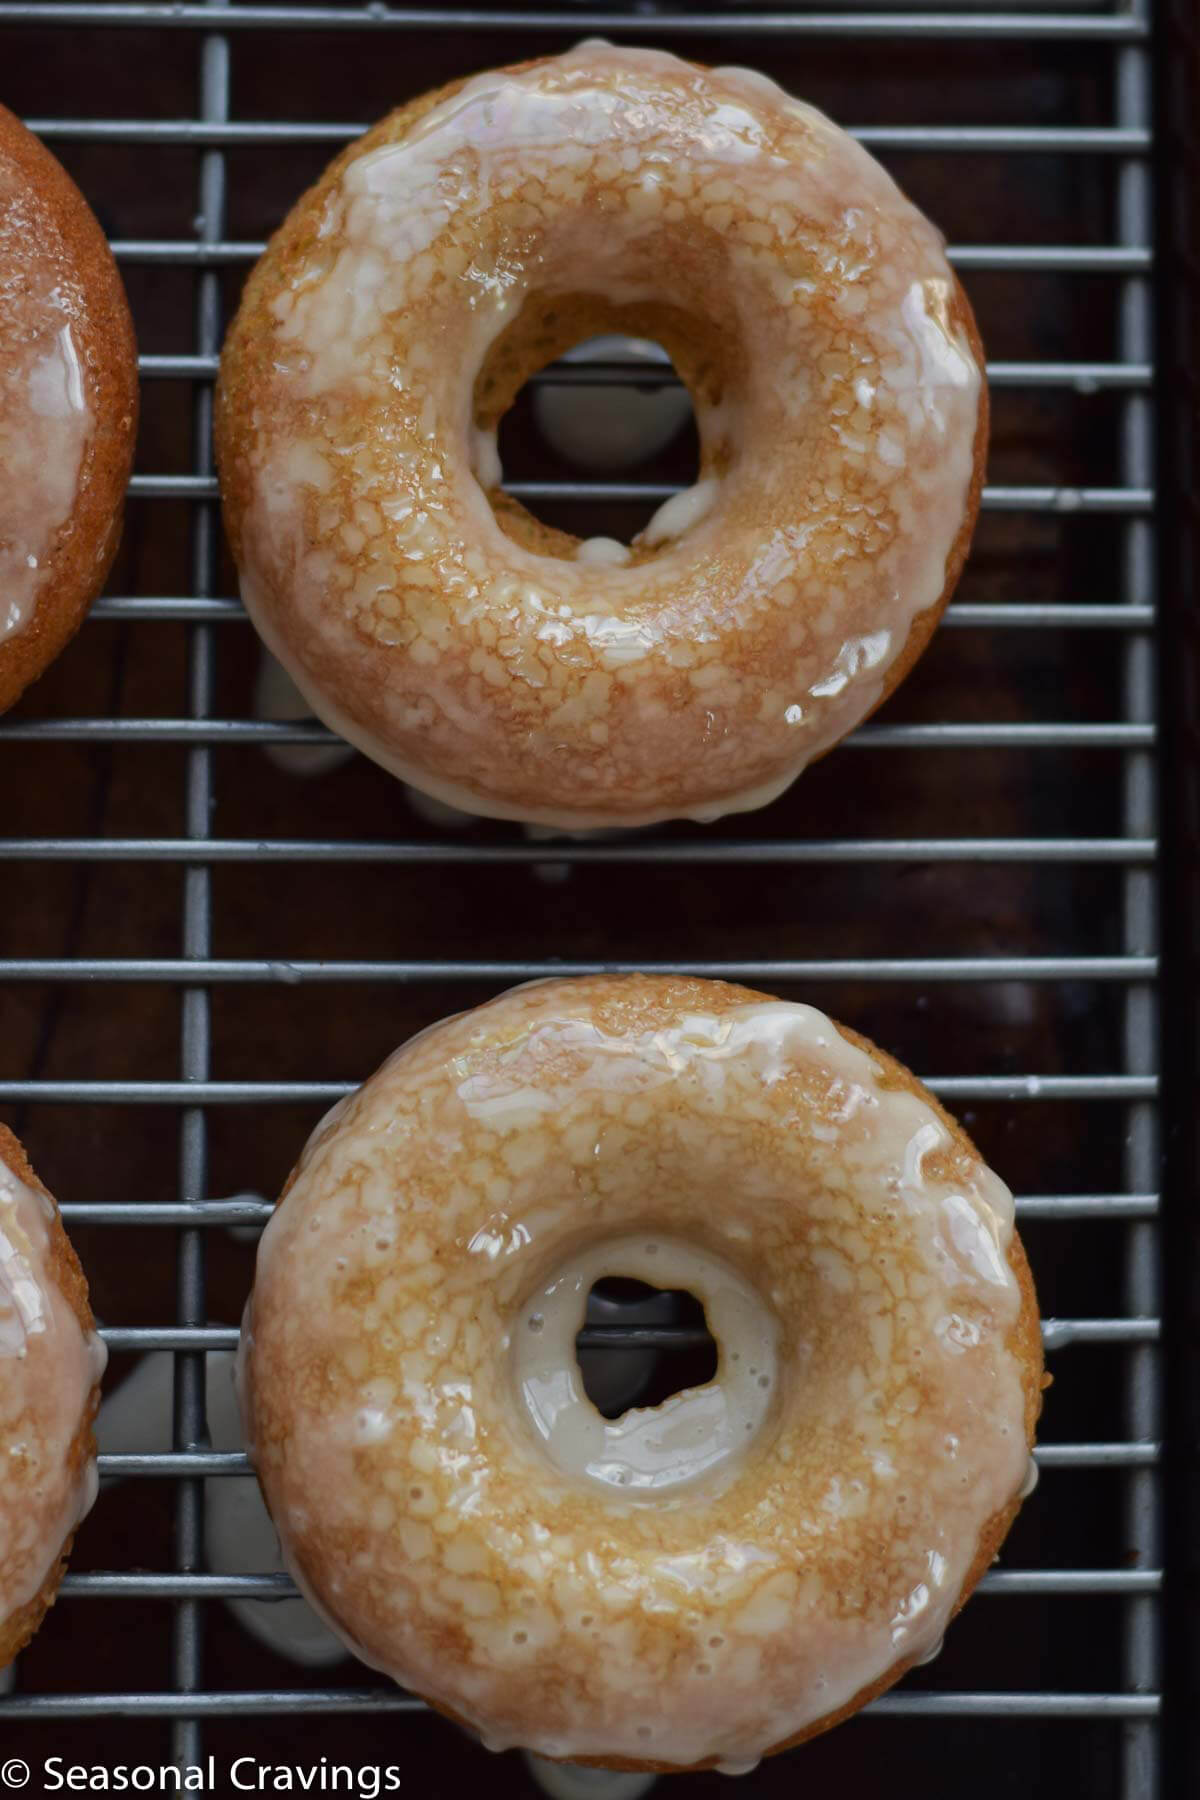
(239, 979, 1031, 1769)
(0, 164, 93, 645)
(0, 1158, 105, 1632)
(223, 44, 983, 828)
(514, 1234, 779, 1497)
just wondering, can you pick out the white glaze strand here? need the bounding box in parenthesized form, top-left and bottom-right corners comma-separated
(240, 980, 1029, 1769)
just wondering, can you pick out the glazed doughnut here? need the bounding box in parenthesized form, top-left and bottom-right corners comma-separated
(0, 106, 138, 714)
(216, 45, 986, 829)
(0, 1125, 106, 1668)
(238, 976, 1043, 1771)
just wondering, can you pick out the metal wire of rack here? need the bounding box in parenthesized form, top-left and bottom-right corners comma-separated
(0, 2, 1173, 1796)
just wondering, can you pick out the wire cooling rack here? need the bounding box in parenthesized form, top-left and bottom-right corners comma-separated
(0, 2, 1179, 1797)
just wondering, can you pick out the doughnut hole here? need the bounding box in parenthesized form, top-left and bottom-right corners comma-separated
(472, 291, 740, 556)
(532, 334, 693, 476)
(574, 1274, 718, 1421)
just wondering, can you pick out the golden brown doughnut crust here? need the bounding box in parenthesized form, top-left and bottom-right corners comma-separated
(261, 977, 1042, 1771)
(573, 997, 1043, 1774)
(216, 60, 987, 822)
(0, 1123, 101, 1670)
(0, 106, 138, 714)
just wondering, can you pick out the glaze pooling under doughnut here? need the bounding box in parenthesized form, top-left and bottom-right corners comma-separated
(217, 46, 986, 829)
(239, 977, 1042, 1771)
(0, 107, 138, 713)
(0, 1126, 106, 1668)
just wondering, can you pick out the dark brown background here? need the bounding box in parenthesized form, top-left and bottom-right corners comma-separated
(0, 4, 1161, 1796)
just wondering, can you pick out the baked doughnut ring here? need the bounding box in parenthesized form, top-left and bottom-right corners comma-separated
(0, 106, 138, 713)
(216, 45, 986, 829)
(239, 977, 1043, 1771)
(0, 1125, 106, 1669)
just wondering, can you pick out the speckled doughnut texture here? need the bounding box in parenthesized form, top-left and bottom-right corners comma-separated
(0, 106, 138, 714)
(0, 1125, 105, 1670)
(216, 46, 987, 829)
(240, 976, 1043, 1772)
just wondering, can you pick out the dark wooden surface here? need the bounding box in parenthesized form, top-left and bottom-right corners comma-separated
(1, 13, 1145, 1797)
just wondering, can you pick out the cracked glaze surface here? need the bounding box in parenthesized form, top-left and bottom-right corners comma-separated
(240, 977, 1033, 1769)
(0, 1158, 105, 1633)
(0, 159, 93, 644)
(218, 44, 984, 828)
